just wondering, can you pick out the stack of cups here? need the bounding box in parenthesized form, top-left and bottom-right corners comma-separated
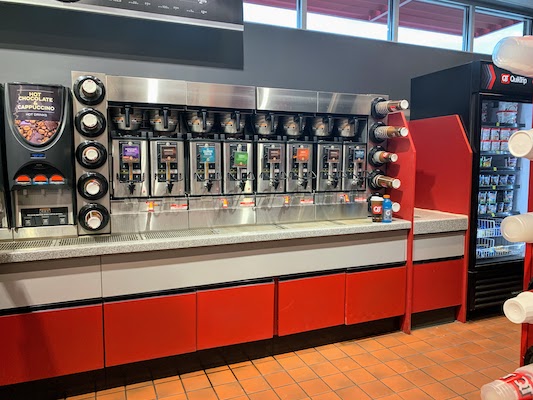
(501, 213, 533, 243)
(481, 364, 533, 400)
(504, 291, 533, 324)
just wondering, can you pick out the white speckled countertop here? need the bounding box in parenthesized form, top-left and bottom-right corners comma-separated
(413, 208, 468, 235)
(0, 218, 412, 264)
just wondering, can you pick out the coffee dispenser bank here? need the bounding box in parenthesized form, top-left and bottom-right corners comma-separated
(2, 83, 76, 239)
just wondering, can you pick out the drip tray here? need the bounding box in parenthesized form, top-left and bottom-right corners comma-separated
(57, 234, 142, 247)
(143, 229, 215, 240)
(0, 240, 54, 251)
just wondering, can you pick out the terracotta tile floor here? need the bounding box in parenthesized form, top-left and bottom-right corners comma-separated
(63, 316, 519, 400)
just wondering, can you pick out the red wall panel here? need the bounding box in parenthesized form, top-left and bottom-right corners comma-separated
(412, 259, 463, 313)
(278, 274, 345, 336)
(0, 305, 104, 386)
(346, 267, 406, 325)
(197, 283, 275, 350)
(104, 293, 196, 367)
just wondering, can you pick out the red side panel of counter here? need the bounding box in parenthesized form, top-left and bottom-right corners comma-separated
(104, 292, 196, 367)
(385, 112, 416, 333)
(409, 115, 472, 322)
(197, 282, 275, 350)
(278, 273, 345, 336)
(0, 305, 104, 386)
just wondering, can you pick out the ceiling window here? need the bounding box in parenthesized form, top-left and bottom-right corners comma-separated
(398, 0, 465, 51)
(473, 9, 525, 55)
(307, 0, 388, 41)
(243, 1, 297, 29)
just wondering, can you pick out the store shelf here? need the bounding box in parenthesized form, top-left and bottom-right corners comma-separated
(476, 243, 525, 259)
(480, 151, 513, 156)
(479, 167, 519, 172)
(481, 123, 525, 128)
(479, 185, 520, 191)
(478, 211, 519, 218)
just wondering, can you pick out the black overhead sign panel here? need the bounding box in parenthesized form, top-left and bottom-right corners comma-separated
(2, 0, 244, 30)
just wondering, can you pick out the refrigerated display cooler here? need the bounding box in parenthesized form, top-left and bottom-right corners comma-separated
(411, 61, 533, 315)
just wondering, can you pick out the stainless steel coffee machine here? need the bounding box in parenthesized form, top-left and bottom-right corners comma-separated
(313, 92, 382, 220)
(3, 82, 76, 239)
(186, 82, 256, 228)
(254, 87, 317, 224)
(107, 76, 189, 233)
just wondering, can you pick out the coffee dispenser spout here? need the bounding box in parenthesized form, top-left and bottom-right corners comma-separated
(128, 182, 136, 195)
(166, 182, 174, 194)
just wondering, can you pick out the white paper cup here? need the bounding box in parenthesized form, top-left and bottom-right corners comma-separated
(501, 213, 533, 243)
(504, 291, 533, 324)
(509, 129, 533, 159)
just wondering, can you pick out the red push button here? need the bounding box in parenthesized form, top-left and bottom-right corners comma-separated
(50, 174, 65, 184)
(15, 175, 31, 184)
(33, 175, 48, 184)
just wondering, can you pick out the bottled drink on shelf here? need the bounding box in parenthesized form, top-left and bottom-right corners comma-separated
(370, 195, 383, 222)
(501, 213, 533, 243)
(508, 129, 533, 160)
(372, 98, 409, 119)
(493, 36, 533, 78)
(382, 195, 392, 223)
(504, 291, 533, 324)
(481, 364, 533, 400)
(370, 122, 409, 143)
(369, 145, 398, 167)
(368, 169, 401, 190)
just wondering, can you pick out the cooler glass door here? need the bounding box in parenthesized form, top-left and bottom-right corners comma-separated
(476, 99, 532, 265)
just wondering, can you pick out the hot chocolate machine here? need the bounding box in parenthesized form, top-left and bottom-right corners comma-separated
(51, 72, 406, 236)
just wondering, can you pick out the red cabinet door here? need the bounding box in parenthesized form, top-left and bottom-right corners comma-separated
(0, 304, 104, 386)
(412, 258, 464, 313)
(197, 282, 275, 350)
(278, 273, 345, 336)
(346, 266, 407, 325)
(104, 292, 196, 367)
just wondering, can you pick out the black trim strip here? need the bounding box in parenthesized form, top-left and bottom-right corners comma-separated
(0, 298, 102, 317)
(278, 268, 347, 281)
(103, 286, 197, 304)
(413, 256, 464, 265)
(347, 262, 406, 273)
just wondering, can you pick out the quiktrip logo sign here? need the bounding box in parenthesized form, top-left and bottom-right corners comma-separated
(481, 63, 533, 93)
(501, 74, 510, 84)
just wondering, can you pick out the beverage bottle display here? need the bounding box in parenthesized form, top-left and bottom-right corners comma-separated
(382, 195, 392, 223)
(370, 123, 409, 143)
(373, 99, 409, 118)
(370, 195, 383, 222)
(369, 146, 399, 167)
(481, 364, 533, 400)
(493, 36, 533, 78)
(504, 291, 533, 324)
(501, 213, 533, 243)
(368, 169, 401, 190)
(508, 129, 533, 160)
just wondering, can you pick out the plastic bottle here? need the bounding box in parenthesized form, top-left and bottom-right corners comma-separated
(493, 36, 533, 78)
(382, 195, 392, 223)
(481, 364, 533, 400)
(504, 291, 533, 324)
(501, 213, 533, 243)
(370, 196, 383, 222)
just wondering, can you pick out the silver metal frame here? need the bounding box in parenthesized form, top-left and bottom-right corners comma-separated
(223, 140, 254, 195)
(107, 76, 187, 105)
(256, 141, 286, 194)
(111, 139, 149, 198)
(189, 140, 222, 196)
(286, 141, 314, 193)
(150, 140, 186, 197)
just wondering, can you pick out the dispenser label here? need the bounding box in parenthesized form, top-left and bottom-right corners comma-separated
(199, 146, 216, 163)
(122, 145, 140, 162)
(8, 84, 63, 146)
(233, 151, 249, 167)
(296, 148, 310, 162)
(160, 146, 177, 162)
(328, 149, 340, 162)
(354, 149, 366, 160)
(268, 148, 281, 162)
